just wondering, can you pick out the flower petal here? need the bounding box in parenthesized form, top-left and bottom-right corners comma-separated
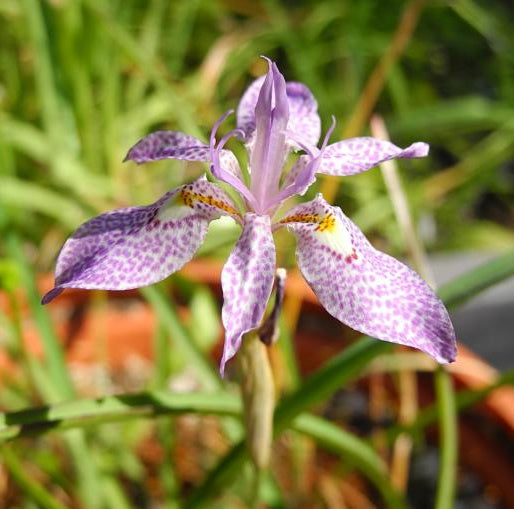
(236, 75, 265, 140)
(285, 81, 321, 147)
(282, 195, 456, 362)
(236, 75, 321, 146)
(317, 138, 429, 176)
(124, 131, 210, 164)
(249, 60, 289, 210)
(281, 154, 317, 197)
(43, 177, 240, 303)
(220, 213, 276, 374)
(217, 149, 245, 182)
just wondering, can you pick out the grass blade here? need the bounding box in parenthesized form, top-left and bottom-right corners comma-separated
(293, 414, 409, 509)
(1, 446, 68, 509)
(141, 286, 221, 390)
(6, 235, 75, 401)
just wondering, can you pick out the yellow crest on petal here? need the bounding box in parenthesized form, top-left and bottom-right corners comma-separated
(282, 211, 355, 259)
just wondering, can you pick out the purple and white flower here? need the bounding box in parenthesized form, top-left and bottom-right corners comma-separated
(43, 58, 456, 374)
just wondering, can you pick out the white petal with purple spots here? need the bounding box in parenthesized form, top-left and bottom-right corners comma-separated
(124, 130, 210, 164)
(285, 81, 321, 147)
(218, 149, 245, 181)
(236, 75, 265, 141)
(283, 195, 456, 363)
(317, 137, 429, 176)
(281, 155, 316, 197)
(43, 177, 240, 303)
(220, 213, 276, 374)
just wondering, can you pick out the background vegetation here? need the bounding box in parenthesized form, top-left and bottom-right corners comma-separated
(0, 0, 513, 508)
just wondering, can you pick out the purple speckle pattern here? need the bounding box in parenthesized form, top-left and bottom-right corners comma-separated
(44, 58, 454, 373)
(236, 75, 321, 146)
(282, 155, 315, 196)
(318, 138, 429, 176)
(285, 195, 456, 363)
(43, 177, 239, 303)
(218, 149, 244, 180)
(285, 81, 321, 147)
(236, 75, 265, 140)
(124, 130, 211, 164)
(220, 213, 276, 374)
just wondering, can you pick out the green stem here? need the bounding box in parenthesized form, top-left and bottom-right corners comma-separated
(238, 333, 275, 471)
(434, 367, 458, 509)
(386, 368, 514, 442)
(184, 339, 390, 509)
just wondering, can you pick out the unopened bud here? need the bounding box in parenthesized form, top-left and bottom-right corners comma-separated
(238, 332, 275, 470)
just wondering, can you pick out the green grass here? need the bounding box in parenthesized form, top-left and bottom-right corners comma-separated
(1, 0, 514, 507)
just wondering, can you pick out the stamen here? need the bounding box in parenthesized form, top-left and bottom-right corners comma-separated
(321, 115, 336, 151)
(209, 109, 235, 152)
(282, 129, 319, 158)
(218, 128, 246, 151)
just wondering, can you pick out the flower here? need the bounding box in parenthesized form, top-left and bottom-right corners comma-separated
(43, 58, 457, 374)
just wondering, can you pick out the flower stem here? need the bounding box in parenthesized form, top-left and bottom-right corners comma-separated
(237, 333, 275, 471)
(434, 366, 458, 509)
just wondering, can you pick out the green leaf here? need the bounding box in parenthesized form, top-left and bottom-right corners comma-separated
(0, 392, 241, 442)
(1, 446, 68, 509)
(141, 286, 222, 390)
(293, 414, 409, 509)
(6, 236, 75, 402)
(0, 177, 87, 229)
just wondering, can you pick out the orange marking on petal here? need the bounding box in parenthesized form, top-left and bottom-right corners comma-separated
(281, 212, 336, 233)
(315, 214, 336, 233)
(179, 189, 240, 217)
(280, 213, 319, 224)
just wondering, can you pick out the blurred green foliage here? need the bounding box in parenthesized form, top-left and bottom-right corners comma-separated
(1, 0, 513, 266)
(0, 0, 514, 507)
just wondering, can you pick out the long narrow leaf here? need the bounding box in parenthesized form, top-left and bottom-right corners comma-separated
(1, 446, 68, 509)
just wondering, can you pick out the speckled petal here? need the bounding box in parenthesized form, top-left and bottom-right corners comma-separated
(236, 76, 321, 146)
(317, 138, 429, 176)
(236, 75, 265, 140)
(285, 81, 321, 147)
(281, 154, 316, 197)
(220, 214, 276, 374)
(218, 149, 244, 181)
(42, 177, 240, 303)
(282, 195, 456, 363)
(124, 131, 210, 164)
